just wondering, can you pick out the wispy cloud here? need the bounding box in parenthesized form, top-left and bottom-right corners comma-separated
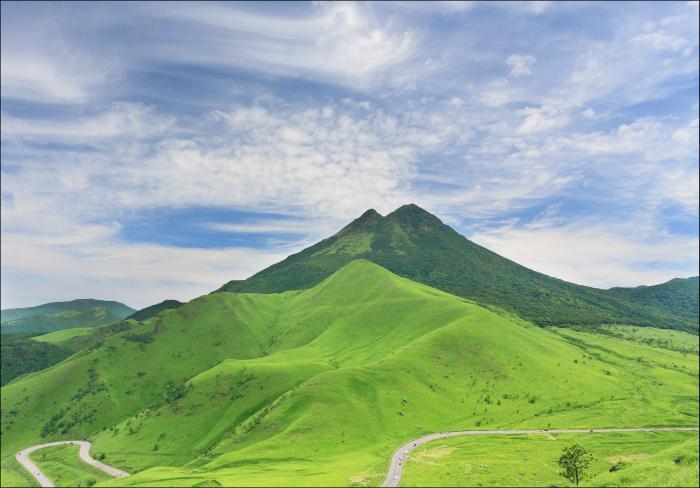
(470, 215, 699, 289)
(506, 54, 536, 77)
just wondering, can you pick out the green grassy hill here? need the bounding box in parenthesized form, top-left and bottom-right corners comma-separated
(1, 260, 697, 487)
(1, 299, 135, 335)
(126, 300, 185, 322)
(217, 205, 698, 333)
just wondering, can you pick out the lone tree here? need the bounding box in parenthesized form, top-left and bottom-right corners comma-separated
(558, 444, 593, 486)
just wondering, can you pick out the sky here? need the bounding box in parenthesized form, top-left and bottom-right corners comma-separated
(1, 1, 699, 309)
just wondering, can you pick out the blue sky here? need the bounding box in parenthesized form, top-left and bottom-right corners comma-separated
(1, 1, 698, 308)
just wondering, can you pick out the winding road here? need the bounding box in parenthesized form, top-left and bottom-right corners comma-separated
(16, 440, 129, 488)
(381, 426, 700, 487)
(16, 428, 699, 487)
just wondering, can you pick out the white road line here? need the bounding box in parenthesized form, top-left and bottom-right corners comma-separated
(381, 426, 700, 487)
(16, 440, 129, 488)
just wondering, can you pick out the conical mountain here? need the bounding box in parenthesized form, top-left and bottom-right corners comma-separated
(218, 205, 698, 332)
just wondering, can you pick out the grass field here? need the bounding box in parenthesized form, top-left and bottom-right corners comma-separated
(1, 260, 697, 487)
(28, 444, 112, 487)
(585, 324, 699, 355)
(401, 430, 699, 487)
(32, 327, 94, 344)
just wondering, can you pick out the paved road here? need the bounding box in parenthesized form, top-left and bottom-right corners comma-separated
(16, 440, 129, 488)
(381, 426, 700, 487)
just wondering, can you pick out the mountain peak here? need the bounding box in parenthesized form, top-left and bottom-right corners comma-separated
(386, 203, 444, 228)
(359, 208, 382, 220)
(338, 208, 383, 235)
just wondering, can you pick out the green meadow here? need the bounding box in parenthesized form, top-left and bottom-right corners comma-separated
(29, 444, 112, 487)
(401, 430, 699, 487)
(1, 261, 697, 487)
(32, 327, 95, 344)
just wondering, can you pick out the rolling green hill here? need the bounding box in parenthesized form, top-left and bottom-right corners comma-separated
(126, 300, 184, 322)
(1, 260, 697, 487)
(217, 205, 698, 333)
(1, 299, 135, 335)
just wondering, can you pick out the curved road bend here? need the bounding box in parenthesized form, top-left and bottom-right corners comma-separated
(16, 440, 129, 488)
(381, 426, 700, 487)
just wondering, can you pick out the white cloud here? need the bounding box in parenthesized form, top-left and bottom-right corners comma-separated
(506, 54, 536, 77)
(0, 224, 290, 308)
(581, 108, 596, 119)
(203, 219, 332, 235)
(529, 1, 552, 14)
(449, 96, 464, 107)
(630, 31, 688, 52)
(559, 116, 699, 163)
(2, 100, 465, 260)
(473, 78, 511, 107)
(470, 218, 699, 288)
(145, 2, 415, 91)
(1, 103, 175, 141)
(516, 104, 569, 133)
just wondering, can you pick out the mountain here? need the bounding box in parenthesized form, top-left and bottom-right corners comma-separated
(217, 205, 698, 333)
(1, 260, 696, 487)
(1, 299, 134, 323)
(126, 300, 185, 322)
(608, 276, 699, 322)
(0, 299, 134, 335)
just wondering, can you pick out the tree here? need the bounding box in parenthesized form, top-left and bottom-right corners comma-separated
(558, 444, 593, 486)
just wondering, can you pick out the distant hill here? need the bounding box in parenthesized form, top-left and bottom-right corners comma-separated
(0, 333, 74, 386)
(0, 320, 136, 385)
(609, 276, 699, 322)
(127, 300, 184, 322)
(1, 299, 134, 335)
(217, 204, 698, 333)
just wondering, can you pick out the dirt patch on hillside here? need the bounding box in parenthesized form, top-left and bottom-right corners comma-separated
(348, 474, 377, 486)
(414, 447, 457, 464)
(607, 453, 650, 463)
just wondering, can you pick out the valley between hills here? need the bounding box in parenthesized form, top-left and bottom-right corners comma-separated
(1, 206, 698, 487)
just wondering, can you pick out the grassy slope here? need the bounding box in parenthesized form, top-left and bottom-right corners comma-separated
(126, 300, 185, 322)
(217, 205, 697, 333)
(401, 430, 698, 487)
(33, 328, 95, 344)
(1, 261, 697, 487)
(578, 324, 699, 355)
(29, 444, 112, 487)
